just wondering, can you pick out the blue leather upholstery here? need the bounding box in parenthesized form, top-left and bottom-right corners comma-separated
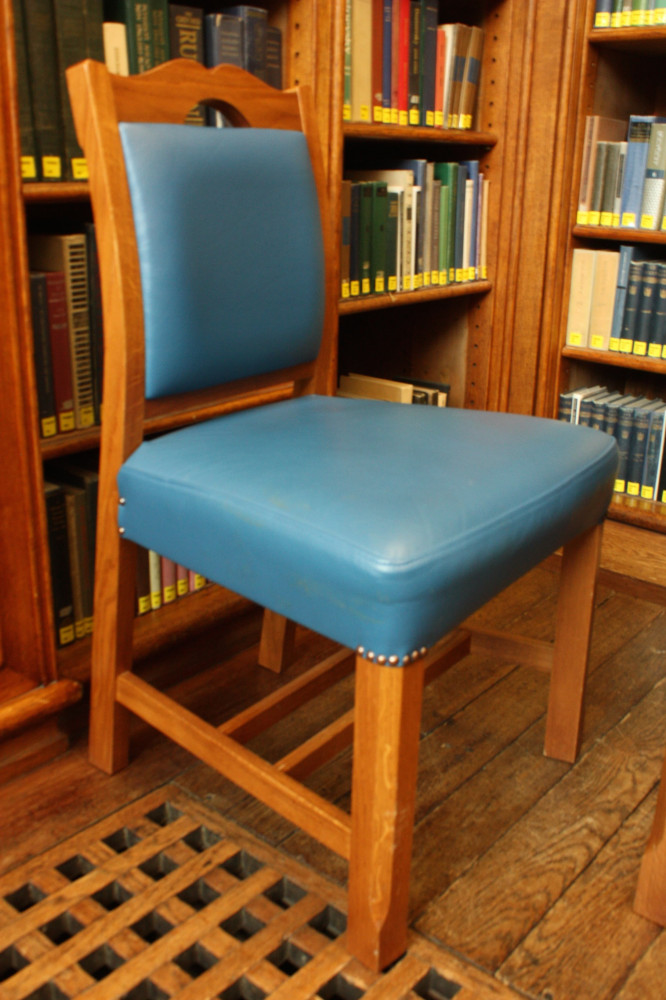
(119, 123, 325, 399)
(118, 395, 618, 663)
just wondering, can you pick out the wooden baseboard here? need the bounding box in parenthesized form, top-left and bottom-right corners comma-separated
(0, 719, 69, 785)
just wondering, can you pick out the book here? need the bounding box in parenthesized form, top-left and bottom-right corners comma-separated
(587, 249, 620, 351)
(587, 139, 610, 226)
(640, 122, 666, 230)
(458, 25, 483, 130)
(419, 0, 438, 127)
(161, 556, 177, 604)
(565, 249, 597, 347)
(265, 25, 282, 88)
(29, 233, 95, 431)
(85, 223, 103, 425)
(626, 398, 665, 497)
(576, 116, 625, 225)
(369, 181, 389, 294)
(204, 10, 243, 123)
(340, 179, 352, 298)
(22, 0, 64, 180)
(149, 0, 170, 65)
(614, 397, 651, 493)
(385, 187, 401, 291)
(103, 21, 130, 74)
(41, 270, 76, 434)
(225, 5, 268, 82)
(62, 484, 89, 639)
(599, 141, 624, 226)
(381, 0, 392, 122)
(351, 0, 373, 121)
(136, 546, 152, 614)
(447, 23, 471, 129)
(407, 0, 421, 127)
(44, 482, 75, 647)
(371, 0, 383, 121)
(594, 0, 613, 27)
(632, 260, 660, 357)
(338, 372, 414, 402)
(148, 550, 162, 610)
(618, 259, 644, 354)
(11, 0, 38, 179)
(620, 115, 666, 228)
(641, 404, 666, 500)
(28, 273, 58, 439)
(104, 0, 153, 73)
(649, 262, 666, 359)
(168, 3, 204, 125)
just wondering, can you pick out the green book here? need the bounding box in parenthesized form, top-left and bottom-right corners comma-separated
(433, 162, 458, 283)
(618, 260, 644, 354)
(105, 0, 153, 73)
(632, 260, 659, 357)
(370, 182, 389, 294)
(438, 183, 450, 284)
(385, 189, 400, 293)
(358, 182, 373, 295)
(22, 0, 64, 180)
(150, 0, 170, 64)
(11, 0, 38, 179)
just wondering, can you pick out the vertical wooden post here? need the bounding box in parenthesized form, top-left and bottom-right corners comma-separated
(258, 609, 296, 673)
(635, 748, 666, 926)
(346, 653, 425, 971)
(544, 521, 603, 763)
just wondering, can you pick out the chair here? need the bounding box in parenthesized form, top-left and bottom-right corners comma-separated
(635, 750, 666, 926)
(66, 58, 618, 972)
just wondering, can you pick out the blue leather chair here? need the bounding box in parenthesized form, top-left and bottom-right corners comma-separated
(67, 58, 618, 972)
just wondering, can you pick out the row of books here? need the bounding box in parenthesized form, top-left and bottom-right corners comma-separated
(558, 386, 666, 502)
(13, 0, 281, 181)
(565, 245, 666, 358)
(340, 159, 488, 298)
(337, 371, 449, 405)
(29, 229, 103, 438)
(345, 2, 483, 131)
(44, 456, 207, 647)
(577, 114, 666, 232)
(594, 0, 666, 27)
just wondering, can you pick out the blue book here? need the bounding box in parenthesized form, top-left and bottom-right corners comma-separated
(454, 161, 468, 281)
(593, 0, 613, 27)
(620, 116, 666, 228)
(461, 159, 480, 279)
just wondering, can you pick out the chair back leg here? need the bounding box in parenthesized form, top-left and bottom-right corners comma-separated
(545, 521, 603, 763)
(635, 746, 666, 926)
(258, 609, 297, 673)
(347, 653, 426, 971)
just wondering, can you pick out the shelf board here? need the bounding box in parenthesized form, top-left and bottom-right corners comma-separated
(562, 345, 666, 374)
(41, 426, 101, 460)
(573, 224, 666, 244)
(343, 123, 498, 146)
(340, 280, 491, 314)
(589, 25, 666, 53)
(608, 494, 666, 534)
(23, 181, 90, 203)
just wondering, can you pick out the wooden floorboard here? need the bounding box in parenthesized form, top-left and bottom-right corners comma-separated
(0, 565, 665, 998)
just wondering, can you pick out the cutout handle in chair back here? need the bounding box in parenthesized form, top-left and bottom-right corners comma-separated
(120, 123, 325, 398)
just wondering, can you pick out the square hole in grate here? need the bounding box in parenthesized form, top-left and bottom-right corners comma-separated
(183, 825, 222, 852)
(0, 945, 29, 982)
(138, 852, 178, 880)
(56, 855, 94, 881)
(145, 802, 184, 826)
(40, 911, 84, 945)
(220, 907, 266, 942)
(103, 827, 141, 853)
(318, 974, 365, 1000)
(218, 976, 267, 1000)
(220, 850, 264, 880)
(4, 882, 46, 912)
(263, 876, 307, 909)
(79, 943, 124, 981)
(266, 941, 312, 976)
(308, 905, 347, 940)
(174, 942, 218, 979)
(92, 881, 133, 911)
(131, 911, 174, 944)
(124, 981, 170, 1000)
(24, 984, 70, 1000)
(413, 969, 462, 999)
(177, 878, 220, 911)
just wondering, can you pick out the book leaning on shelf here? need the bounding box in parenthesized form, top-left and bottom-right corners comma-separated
(338, 371, 449, 406)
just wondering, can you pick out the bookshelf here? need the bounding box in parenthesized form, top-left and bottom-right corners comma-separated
(541, 0, 666, 597)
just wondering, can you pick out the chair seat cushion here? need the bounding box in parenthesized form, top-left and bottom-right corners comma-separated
(117, 395, 618, 662)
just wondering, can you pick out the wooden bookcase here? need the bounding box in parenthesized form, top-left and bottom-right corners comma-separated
(536, 0, 666, 600)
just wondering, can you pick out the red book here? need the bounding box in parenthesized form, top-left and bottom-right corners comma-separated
(372, 0, 383, 122)
(396, 0, 410, 125)
(434, 25, 447, 128)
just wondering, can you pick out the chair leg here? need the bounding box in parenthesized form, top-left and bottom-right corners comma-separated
(258, 608, 296, 673)
(544, 521, 603, 764)
(634, 747, 666, 926)
(89, 531, 137, 774)
(347, 653, 425, 972)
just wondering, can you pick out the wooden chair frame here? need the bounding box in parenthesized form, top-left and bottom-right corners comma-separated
(67, 58, 604, 972)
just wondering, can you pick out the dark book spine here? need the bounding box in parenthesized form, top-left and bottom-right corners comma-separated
(226, 5, 267, 81)
(632, 260, 659, 357)
(29, 273, 57, 439)
(169, 6, 205, 125)
(371, 182, 389, 294)
(23, 0, 64, 180)
(105, 0, 152, 72)
(626, 406, 654, 496)
(643, 411, 666, 501)
(614, 404, 642, 494)
(44, 482, 75, 647)
(85, 0, 105, 61)
(150, 0, 170, 64)
(358, 182, 373, 295)
(619, 260, 643, 353)
(419, 0, 437, 126)
(11, 0, 38, 180)
(265, 25, 282, 88)
(52, 0, 88, 180)
(649, 263, 666, 359)
(349, 182, 361, 297)
(407, 1, 420, 126)
(44, 271, 75, 434)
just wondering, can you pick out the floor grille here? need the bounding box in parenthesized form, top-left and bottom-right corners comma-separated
(0, 787, 521, 999)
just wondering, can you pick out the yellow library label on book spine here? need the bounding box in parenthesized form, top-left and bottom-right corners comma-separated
(567, 332, 583, 346)
(589, 334, 604, 349)
(633, 341, 647, 356)
(84, 616, 93, 635)
(600, 211, 612, 226)
(640, 214, 655, 229)
(612, 212, 620, 226)
(350, 280, 360, 296)
(404, 274, 412, 291)
(461, 114, 472, 129)
(440, 270, 448, 285)
(79, 406, 95, 428)
(71, 158, 88, 180)
(177, 578, 188, 596)
(59, 624, 75, 645)
(163, 584, 177, 603)
(621, 11, 631, 25)
(611, 12, 621, 25)
(409, 108, 419, 125)
(426, 111, 434, 127)
(42, 156, 62, 179)
(383, 108, 392, 124)
(609, 337, 620, 351)
(359, 105, 371, 122)
(621, 212, 637, 227)
(423, 272, 431, 287)
(648, 343, 662, 358)
(434, 111, 443, 127)
(388, 275, 397, 292)
(576, 209, 589, 225)
(150, 591, 162, 610)
(362, 278, 371, 294)
(192, 574, 205, 591)
(619, 339, 633, 353)
(341, 281, 350, 299)
(399, 110, 408, 126)
(75, 620, 86, 640)
(414, 273, 423, 289)
(449, 113, 459, 128)
(373, 106, 383, 123)
(655, 8, 666, 24)
(627, 482, 640, 496)
(481, 265, 488, 279)
(41, 416, 57, 437)
(375, 276, 385, 293)
(588, 210, 600, 226)
(391, 108, 398, 124)
(138, 595, 151, 614)
(20, 156, 37, 180)
(614, 478, 626, 492)
(594, 12, 611, 26)
(641, 485, 655, 500)
(431, 270, 439, 285)
(630, 10, 642, 25)
(663, 344, 666, 359)
(455, 267, 464, 282)
(449, 267, 455, 283)
(58, 411, 76, 433)
(343, 104, 351, 121)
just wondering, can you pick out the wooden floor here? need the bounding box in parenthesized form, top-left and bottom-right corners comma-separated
(1, 562, 666, 999)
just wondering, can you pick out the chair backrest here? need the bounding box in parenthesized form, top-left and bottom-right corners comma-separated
(66, 59, 338, 451)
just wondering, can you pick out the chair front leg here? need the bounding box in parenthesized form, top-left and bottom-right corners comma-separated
(347, 653, 425, 971)
(544, 521, 603, 763)
(634, 746, 666, 926)
(258, 608, 296, 673)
